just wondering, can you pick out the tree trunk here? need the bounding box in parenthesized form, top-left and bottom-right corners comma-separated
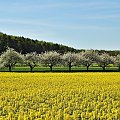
(86, 64, 90, 71)
(118, 66, 120, 71)
(8, 65, 12, 72)
(50, 65, 53, 72)
(87, 66, 89, 71)
(29, 63, 36, 72)
(102, 66, 105, 71)
(69, 64, 72, 72)
(30, 66, 33, 72)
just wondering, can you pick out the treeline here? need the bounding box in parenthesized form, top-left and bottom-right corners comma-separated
(0, 32, 77, 54)
(0, 47, 120, 72)
(0, 32, 120, 55)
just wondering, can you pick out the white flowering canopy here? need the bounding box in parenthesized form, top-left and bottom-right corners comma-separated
(41, 51, 61, 67)
(0, 47, 23, 71)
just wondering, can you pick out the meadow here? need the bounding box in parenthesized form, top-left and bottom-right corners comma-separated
(0, 73, 120, 120)
(0, 66, 118, 72)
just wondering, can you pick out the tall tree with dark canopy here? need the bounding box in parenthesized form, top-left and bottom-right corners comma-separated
(0, 32, 77, 54)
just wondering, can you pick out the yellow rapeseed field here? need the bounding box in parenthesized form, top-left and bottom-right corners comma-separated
(0, 72, 120, 120)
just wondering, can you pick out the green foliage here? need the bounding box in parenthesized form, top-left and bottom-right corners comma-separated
(0, 32, 77, 54)
(0, 32, 120, 55)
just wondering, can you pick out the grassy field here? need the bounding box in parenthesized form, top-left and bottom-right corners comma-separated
(0, 66, 119, 72)
(0, 72, 120, 119)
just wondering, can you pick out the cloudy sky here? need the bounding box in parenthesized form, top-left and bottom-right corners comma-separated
(0, 0, 120, 50)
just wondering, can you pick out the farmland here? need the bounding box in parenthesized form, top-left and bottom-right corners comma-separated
(0, 66, 118, 72)
(0, 73, 120, 119)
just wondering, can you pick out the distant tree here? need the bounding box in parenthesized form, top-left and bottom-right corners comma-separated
(24, 52, 40, 72)
(62, 52, 78, 71)
(79, 50, 98, 71)
(97, 53, 114, 71)
(0, 32, 78, 54)
(0, 33, 8, 53)
(1, 32, 120, 57)
(0, 47, 23, 71)
(41, 51, 61, 71)
(115, 54, 120, 71)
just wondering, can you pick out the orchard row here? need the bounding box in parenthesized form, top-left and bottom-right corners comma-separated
(0, 47, 120, 71)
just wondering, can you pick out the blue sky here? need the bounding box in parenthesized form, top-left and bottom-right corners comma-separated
(0, 0, 120, 50)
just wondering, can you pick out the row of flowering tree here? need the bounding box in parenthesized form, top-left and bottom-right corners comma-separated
(0, 47, 120, 72)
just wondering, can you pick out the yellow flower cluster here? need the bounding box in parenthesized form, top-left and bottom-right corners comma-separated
(0, 73, 120, 120)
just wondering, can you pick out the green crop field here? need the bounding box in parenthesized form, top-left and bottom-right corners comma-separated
(0, 66, 118, 72)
